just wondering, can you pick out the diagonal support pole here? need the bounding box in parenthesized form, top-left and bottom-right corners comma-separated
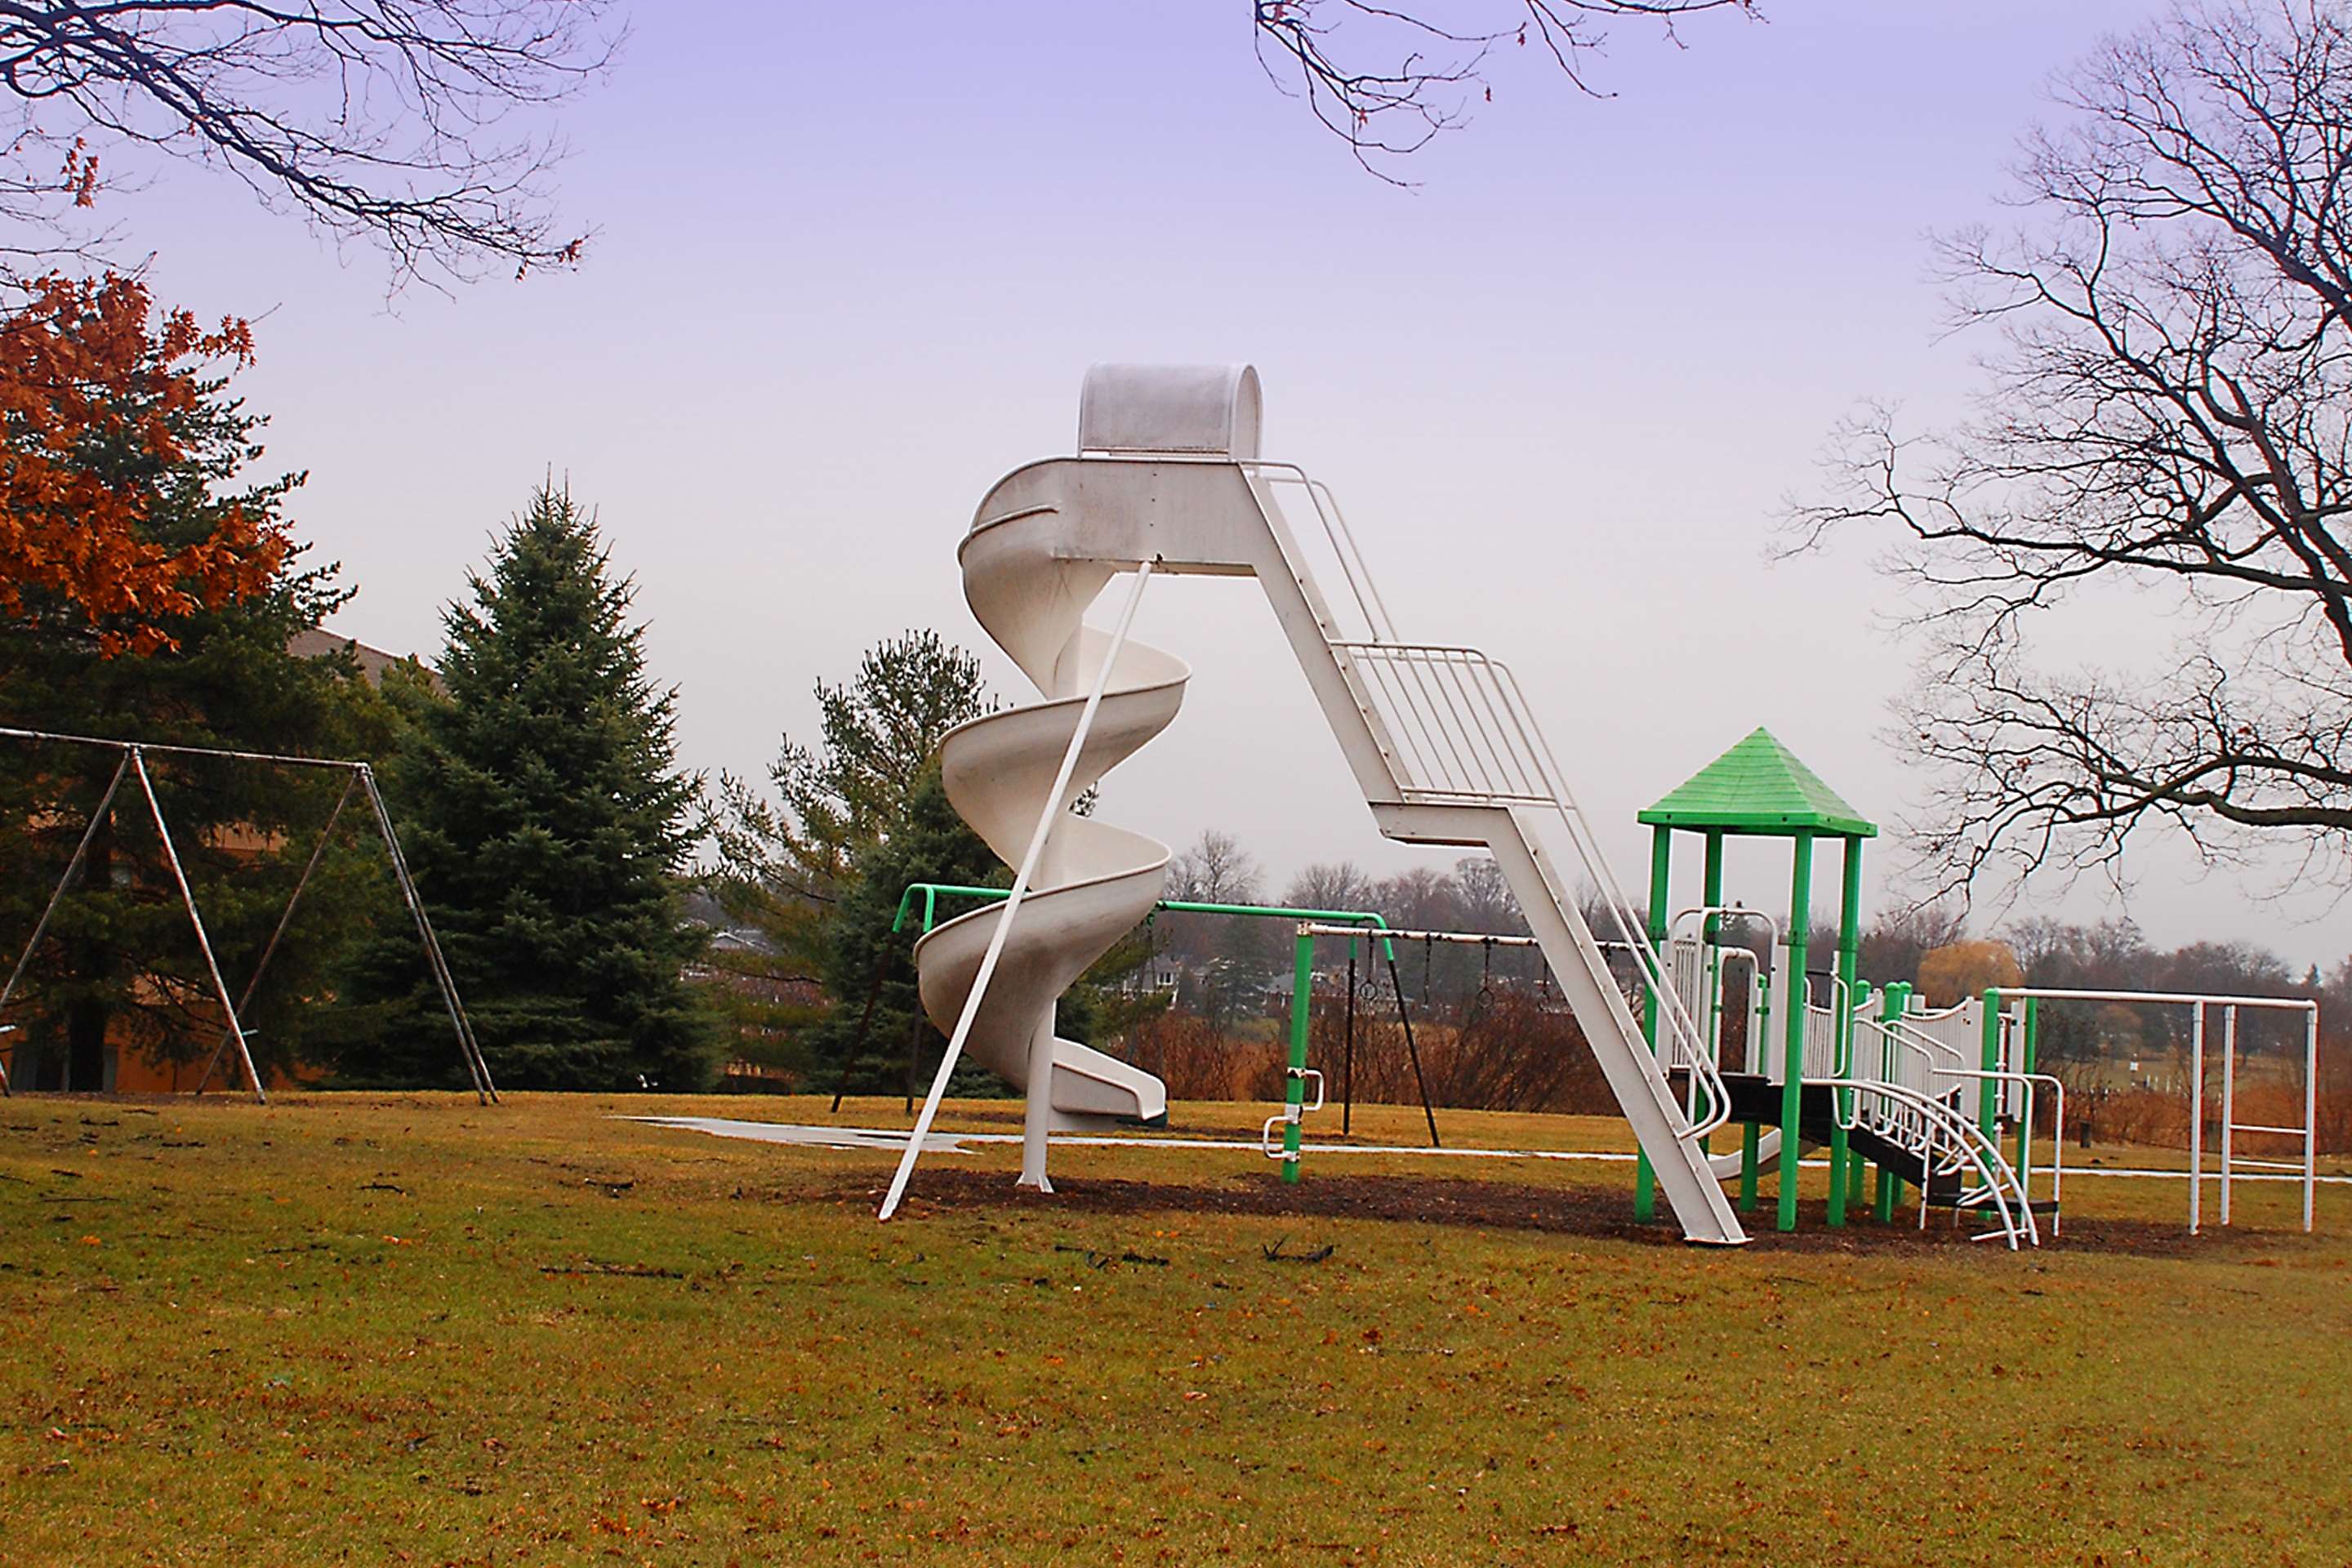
(0, 753, 131, 1096)
(357, 766, 497, 1105)
(879, 559, 1156, 1221)
(131, 749, 266, 1104)
(1383, 951, 1442, 1148)
(193, 773, 355, 1095)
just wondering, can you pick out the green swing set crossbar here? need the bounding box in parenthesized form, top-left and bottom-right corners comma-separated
(884, 882, 1405, 1187)
(889, 881, 1396, 960)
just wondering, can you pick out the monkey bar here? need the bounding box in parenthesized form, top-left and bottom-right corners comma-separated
(1993, 987, 2319, 1234)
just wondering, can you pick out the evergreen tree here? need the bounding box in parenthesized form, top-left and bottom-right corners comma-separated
(0, 293, 400, 1089)
(811, 767, 1163, 1100)
(811, 764, 1007, 1097)
(342, 484, 715, 1090)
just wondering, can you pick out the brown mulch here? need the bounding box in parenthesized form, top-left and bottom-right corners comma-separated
(840, 1167, 2275, 1259)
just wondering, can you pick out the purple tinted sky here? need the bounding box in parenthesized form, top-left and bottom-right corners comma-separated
(113, 2, 2342, 965)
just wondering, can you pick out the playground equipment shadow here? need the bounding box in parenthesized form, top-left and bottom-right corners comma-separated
(3, 1090, 2348, 1567)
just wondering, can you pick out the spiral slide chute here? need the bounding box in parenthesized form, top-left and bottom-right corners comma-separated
(913, 619, 1184, 1137)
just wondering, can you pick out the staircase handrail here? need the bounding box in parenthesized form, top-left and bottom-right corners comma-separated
(1816, 1073, 2035, 1248)
(1245, 470, 1730, 1143)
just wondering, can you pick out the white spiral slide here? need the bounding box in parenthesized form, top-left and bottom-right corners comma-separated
(909, 517, 1184, 1186)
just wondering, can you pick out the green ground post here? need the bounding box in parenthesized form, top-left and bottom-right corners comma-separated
(1978, 987, 2002, 1137)
(1699, 831, 1723, 1161)
(1634, 825, 1671, 1223)
(1740, 1122, 1760, 1212)
(1778, 832, 1814, 1232)
(1828, 837, 1862, 1226)
(1282, 928, 1314, 1183)
(1878, 981, 1911, 1218)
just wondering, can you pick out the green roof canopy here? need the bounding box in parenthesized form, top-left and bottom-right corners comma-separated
(1637, 727, 1877, 839)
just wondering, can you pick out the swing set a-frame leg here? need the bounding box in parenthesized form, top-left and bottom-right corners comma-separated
(192, 775, 357, 1096)
(131, 749, 267, 1104)
(0, 755, 131, 1098)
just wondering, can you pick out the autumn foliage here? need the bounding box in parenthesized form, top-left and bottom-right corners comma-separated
(0, 272, 285, 654)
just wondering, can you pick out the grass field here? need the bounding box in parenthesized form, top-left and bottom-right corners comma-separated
(5, 1091, 2350, 1566)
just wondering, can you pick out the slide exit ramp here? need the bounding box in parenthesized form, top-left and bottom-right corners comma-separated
(924, 364, 1745, 1245)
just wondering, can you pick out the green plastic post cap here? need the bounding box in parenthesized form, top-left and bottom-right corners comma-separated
(1637, 728, 1877, 839)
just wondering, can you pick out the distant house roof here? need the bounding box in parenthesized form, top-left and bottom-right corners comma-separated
(1638, 728, 1877, 839)
(287, 628, 440, 693)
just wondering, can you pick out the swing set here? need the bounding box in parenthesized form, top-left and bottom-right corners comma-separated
(0, 727, 495, 1104)
(833, 880, 1610, 1179)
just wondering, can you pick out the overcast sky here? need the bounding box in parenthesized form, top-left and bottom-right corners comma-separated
(112, 2, 2346, 970)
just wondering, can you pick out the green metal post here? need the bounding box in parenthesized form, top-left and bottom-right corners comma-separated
(1978, 986, 2002, 1137)
(1739, 1121, 1760, 1213)
(1778, 832, 1814, 1232)
(1827, 838, 1862, 1227)
(1282, 928, 1315, 1184)
(1879, 981, 1910, 1218)
(1699, 832, 1724, 1161)
(1634, 826, 1671, 1222)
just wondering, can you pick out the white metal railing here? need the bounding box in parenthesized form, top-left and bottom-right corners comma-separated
(1668, 909, 1766, 1076)
(1802, 1000, 1842, 1083)
(1243, 462, 1401, 644)
(1821, 1071, 2035, 1247)
(1844, 1013, 2045, 1246)
(1329, 641, 1734, 1140)
(1244, 471, 1733, 1146)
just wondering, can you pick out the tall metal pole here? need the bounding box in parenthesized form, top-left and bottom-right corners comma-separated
(1830, 837, 1861, 1226)
(1381, 950, 1440, 1147)
(0, 753, 130, 1096)
(1281, 927, 1313, 1183)
(2188, 1002, 2206, 1235)
(1778, 833, 1814, 1233)
(357, 767, 497, 1104)
(193, 774, 355, 1095)
(880, 561, 1155, 1220)
(2219, 1004, 2237, 1227)
(827, 960, 889, 1115)
(131, 749, 265, 1104)
(2304, 1007, 2319, 1233)
(1634, 825, 1671, 1223)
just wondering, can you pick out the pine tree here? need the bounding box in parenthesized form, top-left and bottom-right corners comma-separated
(811, 764, 1008, 1098)
(344, 484, 715, 1090)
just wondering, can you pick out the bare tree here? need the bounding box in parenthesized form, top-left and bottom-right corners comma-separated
(1787, 1, 2352, 906)
(1450, 853, 1526, 933)
(1253, 1, 1758, 180)
(1166, 827, 1263, 906)
(1282, 858, 1374, 913)
(0, 2, 616, 281)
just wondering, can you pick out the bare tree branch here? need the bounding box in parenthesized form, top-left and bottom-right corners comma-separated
(1784, 1, 2352, 907)
(0, 2, 617, 283)
(1250, 0, 1759, 182)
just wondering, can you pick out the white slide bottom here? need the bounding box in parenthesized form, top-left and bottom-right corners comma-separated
(1708, 1129, 1780, 1179)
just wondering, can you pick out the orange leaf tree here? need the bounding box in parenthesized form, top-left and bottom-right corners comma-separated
(0, 272, 287, 655)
